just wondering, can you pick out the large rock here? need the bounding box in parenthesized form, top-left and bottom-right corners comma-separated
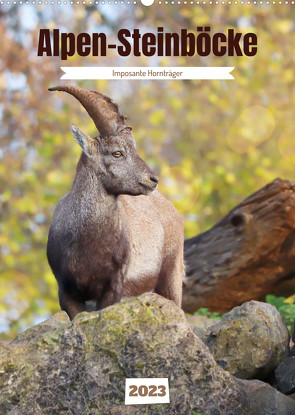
(0, 293, 248, 415)
(275, 356, 295, 394)
(204, 301, 289, 379)
(238, 379, 295, 415)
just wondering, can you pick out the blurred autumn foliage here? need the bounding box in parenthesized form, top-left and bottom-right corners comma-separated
(1, 4, 295, 340)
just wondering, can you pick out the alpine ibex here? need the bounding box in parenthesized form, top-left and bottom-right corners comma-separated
(47, 85, 184, 319)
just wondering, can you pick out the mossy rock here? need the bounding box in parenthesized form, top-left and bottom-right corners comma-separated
(0, 293, 248, 415)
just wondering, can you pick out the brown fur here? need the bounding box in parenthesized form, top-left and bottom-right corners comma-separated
(47, 87, 184, 319)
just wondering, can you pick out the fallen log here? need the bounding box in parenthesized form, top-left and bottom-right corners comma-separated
(183, 178, 295, 313)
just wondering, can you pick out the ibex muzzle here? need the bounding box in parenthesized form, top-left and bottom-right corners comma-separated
(47, 86, 184, 319)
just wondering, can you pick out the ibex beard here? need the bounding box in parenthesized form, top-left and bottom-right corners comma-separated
(47, 85, 184, 319)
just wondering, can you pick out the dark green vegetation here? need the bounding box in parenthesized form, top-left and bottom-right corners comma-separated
(194, 308, 223, 321)
(265, 295, 295, 334)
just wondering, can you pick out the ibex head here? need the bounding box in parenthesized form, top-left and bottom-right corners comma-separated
(49, 86, 158, 196)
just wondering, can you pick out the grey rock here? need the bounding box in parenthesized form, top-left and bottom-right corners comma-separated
(238, 379, 295, 415)
(186, 314, 219, 329)
(275, 356, 295, 394)
(204, 301, 289, 379)
(187, 315, 217, 343)
(191, 326, 209, 343)
(11, 311, 71, 344)
(0, 293, 248, 415)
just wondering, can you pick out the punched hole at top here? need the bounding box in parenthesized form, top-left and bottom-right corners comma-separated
(141, 0, 154, 5)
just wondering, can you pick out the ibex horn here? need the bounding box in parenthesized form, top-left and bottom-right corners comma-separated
(48, 85, 127, 137)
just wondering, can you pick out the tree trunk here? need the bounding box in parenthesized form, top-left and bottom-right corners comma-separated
(183, 178, 295, 313)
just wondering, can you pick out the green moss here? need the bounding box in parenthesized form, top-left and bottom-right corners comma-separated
(41, 336, 59, 346)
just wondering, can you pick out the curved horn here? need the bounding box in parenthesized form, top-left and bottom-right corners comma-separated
(48, 85, 127, 137)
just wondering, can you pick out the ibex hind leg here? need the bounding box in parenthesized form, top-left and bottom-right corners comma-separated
(154, 250, 184, 308)
(58, 287, 87, 320)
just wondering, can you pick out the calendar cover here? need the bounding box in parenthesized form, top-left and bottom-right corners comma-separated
(1, 2, 295, 414)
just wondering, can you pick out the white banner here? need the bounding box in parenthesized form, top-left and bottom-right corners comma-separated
(60, 66, 235, 80)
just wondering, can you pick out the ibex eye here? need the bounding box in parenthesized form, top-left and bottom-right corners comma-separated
(112, 151, 122, 158)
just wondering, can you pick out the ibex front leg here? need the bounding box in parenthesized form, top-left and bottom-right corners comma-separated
(96, 271, 124, 310)
(58, 287, 87, 320)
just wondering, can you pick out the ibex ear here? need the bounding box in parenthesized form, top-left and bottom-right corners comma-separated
(71, 124, 95, 158)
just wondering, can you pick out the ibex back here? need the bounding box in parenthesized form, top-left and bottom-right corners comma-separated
(47, 86, 184, 319)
